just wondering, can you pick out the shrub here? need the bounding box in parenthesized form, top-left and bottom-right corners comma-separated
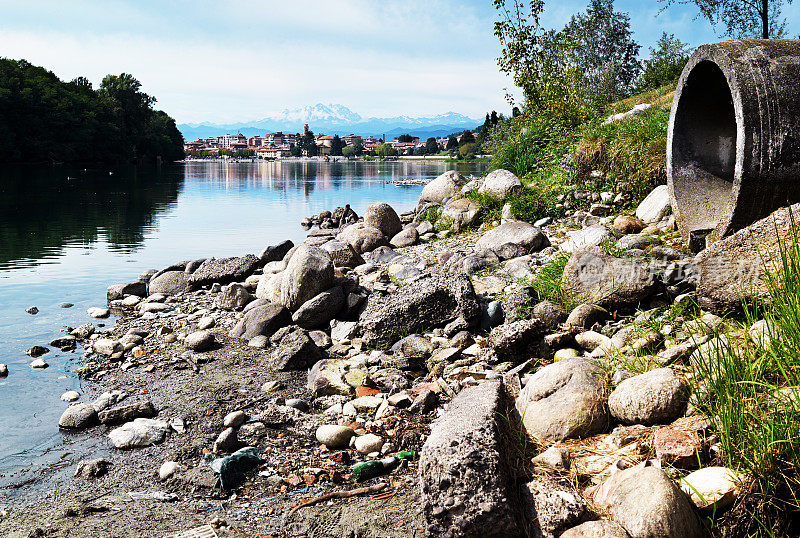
(491, 115, 570, 178)
(509, 184, 560, 223)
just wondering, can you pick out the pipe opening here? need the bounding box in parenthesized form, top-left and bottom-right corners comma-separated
(671, 60, 737, 234)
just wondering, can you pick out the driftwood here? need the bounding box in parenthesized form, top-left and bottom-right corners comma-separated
(286, 483, 388, 518)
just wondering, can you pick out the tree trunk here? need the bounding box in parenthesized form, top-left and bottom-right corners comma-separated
(762, 0, 769, 38)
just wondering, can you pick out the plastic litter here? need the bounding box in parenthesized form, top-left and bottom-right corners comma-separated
(165, 524, 218, 538)
(210, 446, 264, 490)
(127, 490, 179, 502)
(350, 451, 414, 482)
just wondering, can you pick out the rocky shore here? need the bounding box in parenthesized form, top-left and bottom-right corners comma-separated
(1, 166, 783, 537)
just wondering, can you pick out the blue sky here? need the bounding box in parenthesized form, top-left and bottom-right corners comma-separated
(1, 0, 798, 123)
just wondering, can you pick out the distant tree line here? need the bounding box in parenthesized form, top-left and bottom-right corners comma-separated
(0, 58, 184, 163)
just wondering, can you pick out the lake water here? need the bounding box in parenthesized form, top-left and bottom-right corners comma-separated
(0, 159, 488, 472)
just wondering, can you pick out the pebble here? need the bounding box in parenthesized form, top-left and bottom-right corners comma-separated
(197, 316, 216, 330)
(355, 433, 384, 454)
(248, 335, 269, 348)
(0, 364, 7, 377)
(531, 446, 571, 470)
(59, 303, 74, 308)
(26, 306, 39, 315)
(185, 330, 214, 352)
(61, 390, 80, 402)
(315, 424, 355, 448)
(86, 307, 110, 319)
(30, 358, 49, 369)
(261, 380, 283, 392)
(223, 410, 248, 428)
(285, 399, 309, 412)
(59, 403, 97, 428)
(159, 461, 181, 480)
(25, 346, 49, 358)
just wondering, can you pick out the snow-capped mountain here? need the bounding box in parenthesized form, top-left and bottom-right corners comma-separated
(178, 104, 482, 141)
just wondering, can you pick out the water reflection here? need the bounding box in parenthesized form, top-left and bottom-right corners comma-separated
(0, 165, 184, 268)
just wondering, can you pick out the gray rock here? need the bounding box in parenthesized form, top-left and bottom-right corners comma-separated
(50, 335, 77, 350)
(86, 307, 110, 319)
(148, 271, 189, 295)
(617, 234, 657, 251)
(260, 240, 294, 265)
(574, 331, 612, 352)
(590, 462, 703, 537)
(608, 368, 690, 425)
(197, 316, 216, 330)
(364, 202, 402, 238)
(419, 170, 464, 204)
(635, 185, 671, 224)
(315, 424, 355, 448)
(516, 358, 609, 441)
(269, 328, 324, 370)
(185, 330, 215, 352)
(98, 401, 156, 425)
(442, 198, 481, 230)
(280, 245, 334, 311)
(562, 246, 659, 309)
(478, 169, 522, 200)
(488, 319, 547, 362)
(291, 287, 345, 329)
(419, 381, 521, 537)
(416, 220, 436, 235)
(531, 446, 570, 470)
(108, 418, 170, 449)
(255, 271, 283, 303)
(560, 521, 630, 538)
(308, 330, 332, 348)
(26, 306, 39, 315)
(475, 221, 549, 253)
(367, 245, 398, 263)
(565, 303, 609, 329)
(229, 303, 292, 340)
(522, 476, 588, 538)
(25, 346, 49, 358)
(355, 433, 384, 454)
(59, 403, 98, 429)
(330, 320, 358, 342)
(337, 222, 388, 254)
(409, 389, 439, 414)
(107, 282, 147, 301)
(214, 427, 241, 453)
(74, 458, 110, 479)
(561, 224, 614, 253)
(248, 335, 269, 348)
(320, 240, 365, 268)
(308, 359, 352, 396)
(188, 255, 259, 289)
(532, 300, 567, 330)
(390, 227, 419, 248)
(216, 283, 253, 310)
(93, 338, 121, 356)
(0, 364, 7, 377)
(359, 274, 480, 347)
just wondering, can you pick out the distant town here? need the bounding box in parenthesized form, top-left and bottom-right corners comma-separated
(183, 123, 481, 159)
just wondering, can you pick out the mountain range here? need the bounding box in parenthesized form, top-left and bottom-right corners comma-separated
(178, 103, 483, 141)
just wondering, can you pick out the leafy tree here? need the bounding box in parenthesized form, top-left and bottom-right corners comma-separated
(425, 137, 439, 154)
(397, 133, 413, 142)
(298, 129, 318, 156)
(331, 134, 344, 156)
(351, 139, 364, 156)
(658, 0, 794, 39)
(289, 143, 301, 157)
(637, 32, 691, 92)
(342, 145, 356, 157)
(560, 0, 641, 106)
(375, 143, 398, 157)
(491, 111, 499, 125)
(493, 0, 591, 125)
(414, 145, 426, 156)
(460, 130, 476, 145)
(446, 135, 459, 150)
(459, 142, 477, 159)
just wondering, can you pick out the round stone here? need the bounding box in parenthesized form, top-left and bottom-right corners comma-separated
(61, 390, 80, 402)
(315, 424, 355, 449)
(354, 433, 384, 455)
(185, 330, 215, 352)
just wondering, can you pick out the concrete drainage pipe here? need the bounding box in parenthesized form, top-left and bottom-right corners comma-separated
(667, 39, 800, 248)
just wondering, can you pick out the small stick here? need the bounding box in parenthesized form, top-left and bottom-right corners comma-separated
(286, 483, 387, 517)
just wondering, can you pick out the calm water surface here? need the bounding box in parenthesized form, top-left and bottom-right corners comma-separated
(0, 159, 488, 472)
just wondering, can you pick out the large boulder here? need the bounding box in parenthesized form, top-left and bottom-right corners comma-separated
(390, 227, 419, 248)
(229, 303, 291, 340)
(215, 283, 253, 310)
(475, 221, 549, 253)
(694, 203, 800, 314)
(320, 240, 364, 268)
(515, 358, 609, 441)
(337, 222, 388, 254)
(259, 240, 294, 266)
(608, 368, 690, 425)
(521, 476, 588, 538)
(589, 462, 703, 537)
(562, 246, 659, 309)
(561, 224, 614, 253)
(188, 255, 260, 289)
(280, 245, 334, 311)
(148, 271, 189, 295)
(292, 287, 345, 329)
(269, 328, 325, 371)
(635, 184, 671, 224)
(255, 271, 283, 303)
(359, 274, 481, 346)
(442, 198, 481, 231)
(364, 202, 402, 238)
(478, 169, 522, 200)
(419, 381, 522, 537)
(107, 282, 146, 301)
(419, 171, 464, 204)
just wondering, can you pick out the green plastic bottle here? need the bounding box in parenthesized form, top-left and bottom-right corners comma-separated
(349, 452, 415, 482)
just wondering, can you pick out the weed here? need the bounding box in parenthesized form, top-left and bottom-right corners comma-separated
(418, 206, 441, 226)
(531, 252, 579, 311)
